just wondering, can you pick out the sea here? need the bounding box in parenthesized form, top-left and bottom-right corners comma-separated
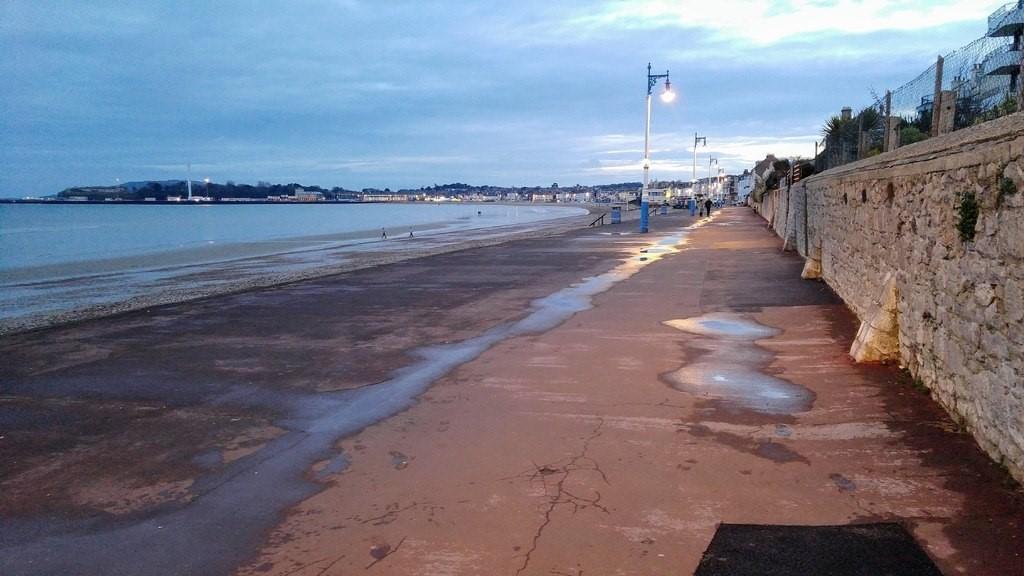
(0, 202, 588, 330)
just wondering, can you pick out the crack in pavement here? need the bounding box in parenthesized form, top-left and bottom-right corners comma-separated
(515, 418, 608, 575)
(357, 502, 420, 526)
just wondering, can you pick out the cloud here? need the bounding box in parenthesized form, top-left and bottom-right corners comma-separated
(136, 155, 473, 179)
(557, 0, 1005, 45)
(577, 132, 819, 178)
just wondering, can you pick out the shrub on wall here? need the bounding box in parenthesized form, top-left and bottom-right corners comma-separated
(900, 126, 928, 146)
(957, 190, 979, 242)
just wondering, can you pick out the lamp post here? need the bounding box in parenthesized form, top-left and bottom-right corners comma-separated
(692, 133, 705, 197)
(707, 157, 717, 199)
(690, 133, 705, 215)
(641, 62, 675, 233)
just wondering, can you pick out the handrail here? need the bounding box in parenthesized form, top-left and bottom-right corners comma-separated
(588, 213, 606, 227)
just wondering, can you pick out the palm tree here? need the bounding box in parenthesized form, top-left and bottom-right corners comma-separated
(823, 116, 856, 167)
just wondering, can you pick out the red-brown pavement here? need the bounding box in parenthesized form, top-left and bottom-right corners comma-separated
(236, 208, 1024, 576)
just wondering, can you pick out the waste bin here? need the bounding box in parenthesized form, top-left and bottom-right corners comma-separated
(660, 204, 668, 215)
(610, 206, 621, 224)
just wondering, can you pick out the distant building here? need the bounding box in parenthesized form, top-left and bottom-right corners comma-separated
(983, 1, 1024, 92)
(361, 192, 407, 202)
(737, 170, 754, 204)
(644, 188, 668, 204)
(294, 189, 325, 202)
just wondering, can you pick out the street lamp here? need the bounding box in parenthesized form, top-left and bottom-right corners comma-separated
(708, 157, 718, 199)
(692, 133, 705, 197)
(690, 133, 706, 215)
(641, 62, 674, 233)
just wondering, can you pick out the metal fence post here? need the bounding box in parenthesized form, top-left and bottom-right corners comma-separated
(1019, 50, 1024, 106)
(931, 55, 944, 137)
(857, 114, 866, 159)
(938, 90, 957, 134)
(882, 90, 892, 151)
(886, 117, 902, 152)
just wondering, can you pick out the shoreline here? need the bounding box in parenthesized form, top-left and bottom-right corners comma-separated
(0, 205, 646, 337)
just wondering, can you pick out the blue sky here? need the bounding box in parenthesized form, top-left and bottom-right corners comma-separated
(0, 0, 1008, 195)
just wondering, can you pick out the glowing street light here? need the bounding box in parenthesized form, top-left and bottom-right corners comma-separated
(641, 62, 675, 233)
(660, 79, 676, 103)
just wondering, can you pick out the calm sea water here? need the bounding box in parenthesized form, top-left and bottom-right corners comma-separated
(0, 202, 585, 271)
(0, 202, 588, 328)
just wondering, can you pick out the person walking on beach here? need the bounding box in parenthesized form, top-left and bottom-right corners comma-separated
(704, 198, 713, 217)
(381, 228, 387, 240)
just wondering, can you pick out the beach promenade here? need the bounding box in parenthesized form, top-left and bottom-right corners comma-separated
(2, 207, 1022, 575)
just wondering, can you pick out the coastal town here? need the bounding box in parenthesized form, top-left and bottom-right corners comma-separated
(3, 1, 1024, 575)
(12, 173, 751, 205)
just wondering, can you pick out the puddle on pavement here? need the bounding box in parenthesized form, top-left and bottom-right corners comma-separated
(830, 473, 857, 492)
(755, 441, 809, 464)
(663, 366, 814, 414)
(389, 451, 410, 470)
(664, 313, 779, 340)
(663, 312, 815, 415)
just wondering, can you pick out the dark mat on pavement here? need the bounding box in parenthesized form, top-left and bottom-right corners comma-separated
(694, 523, 943, 575)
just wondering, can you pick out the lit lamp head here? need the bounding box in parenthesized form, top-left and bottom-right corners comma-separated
(660, 78, 676, 103)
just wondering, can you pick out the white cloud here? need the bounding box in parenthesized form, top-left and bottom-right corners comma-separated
(578, 132, 819, 178)
(559, 0, 1005, 45)
(136, 155, 472, 177)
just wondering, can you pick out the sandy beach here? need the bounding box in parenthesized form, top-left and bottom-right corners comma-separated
(1, 207, 1021, 575)
(0, 204, 605, 336)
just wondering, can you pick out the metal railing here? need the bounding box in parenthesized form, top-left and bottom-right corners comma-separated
(990, 1, 1024, 36)
(982, 43, 1021, 76)
(814, 9, 1021, 171)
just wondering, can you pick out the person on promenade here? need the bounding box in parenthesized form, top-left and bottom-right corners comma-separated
(704, 198, 713, 217)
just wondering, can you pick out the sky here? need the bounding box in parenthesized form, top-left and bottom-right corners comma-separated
(0, 0, 1010, 196)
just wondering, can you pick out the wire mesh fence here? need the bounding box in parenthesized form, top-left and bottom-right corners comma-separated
(814, 1, 1022, 172)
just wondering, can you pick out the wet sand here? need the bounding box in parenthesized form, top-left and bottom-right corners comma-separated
(0, 205, 599, 336)
(1, 208, 1022, 575)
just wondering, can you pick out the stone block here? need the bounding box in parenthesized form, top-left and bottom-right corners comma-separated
(850, 273, 900, 362)
(801, 257, 822, 280)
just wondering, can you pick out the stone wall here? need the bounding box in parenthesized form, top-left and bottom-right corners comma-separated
(753, 113, 1024, 483)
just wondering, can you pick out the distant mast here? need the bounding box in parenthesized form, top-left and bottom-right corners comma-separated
(186, 163, 193, 200)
